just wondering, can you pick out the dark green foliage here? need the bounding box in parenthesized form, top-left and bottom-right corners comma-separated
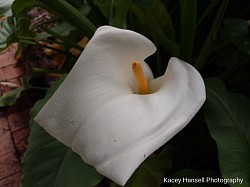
(21, 76, 103, 187)
(0, 0, 249, 186)
(205, 78, 250, 187)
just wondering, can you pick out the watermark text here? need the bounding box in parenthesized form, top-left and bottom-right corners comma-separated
(163, 177, 244, 185)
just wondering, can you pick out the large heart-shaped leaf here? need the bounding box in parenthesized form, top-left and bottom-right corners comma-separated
(111, 146, 172, 187)
(204, 78, 250, 187)
(21, 76, 103, 187)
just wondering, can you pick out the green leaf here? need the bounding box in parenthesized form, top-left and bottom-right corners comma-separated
(36, 21, 76, 40)
(34, 3, 91, 41)
(37, 0, 96, 37)
(92, 0, 112, 20)
(21, 76, 103, 187)
(85, 0, 109, 26)
(0, 17, 17, 51)
(132, 0, 153, 7)
(219, 18, 250, 55)
(204, 78, 250, 187)
(237, 37, 250, 55)
(194, 0, 229, 71)
(196, 0, 220, 28)
(111, 146, 172, 187)
(221, 18, 248, 39)
(131, 0, 178, 55)
(11, 0, 37, 17)
(10, 0, 36, 51)
(179, 0, 197, 62)
(38, 27, 83, 51)
(111, 0, 132, 28)
(0, 86, 25, 107)
(145, 11, 179, 56)
(144, 0, 175, 41)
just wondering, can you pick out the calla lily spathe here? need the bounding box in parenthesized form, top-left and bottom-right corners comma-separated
(35, 26, 206, 186)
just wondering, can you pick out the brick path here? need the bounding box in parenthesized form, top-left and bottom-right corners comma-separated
(0, 45, 30, 187)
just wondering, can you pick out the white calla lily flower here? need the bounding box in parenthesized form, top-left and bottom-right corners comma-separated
(35, 26, 206, 186)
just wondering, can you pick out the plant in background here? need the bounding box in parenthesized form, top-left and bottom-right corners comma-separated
(0, 0, 249, 187)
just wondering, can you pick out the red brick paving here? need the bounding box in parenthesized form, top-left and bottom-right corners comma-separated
(0, 45, 30, 187)
(0, 118, 14, 156)
(0, 173, 21, 187)
(0, 153, 21, 179)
